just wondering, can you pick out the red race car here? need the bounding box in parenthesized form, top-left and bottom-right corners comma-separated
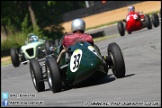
(117, 12, 159, 36)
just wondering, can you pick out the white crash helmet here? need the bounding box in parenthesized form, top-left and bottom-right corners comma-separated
(71, 18, 85, 33)
(128, 6, 135, 13)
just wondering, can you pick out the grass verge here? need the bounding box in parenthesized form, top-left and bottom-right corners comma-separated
(1, 56, 12, 66)
(1, 32, 28, 50)
(1, 58, 11, 66)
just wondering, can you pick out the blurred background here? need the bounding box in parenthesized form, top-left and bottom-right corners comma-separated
(1, 1, 160, 57)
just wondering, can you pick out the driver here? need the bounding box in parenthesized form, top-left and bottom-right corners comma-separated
(56, 18, 94, 63)
(127, 6, 144, 21)
(128, 6, 135, 13)
(28, 33, 38, 42)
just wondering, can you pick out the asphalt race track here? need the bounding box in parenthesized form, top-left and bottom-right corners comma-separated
(1, 24, 161, 107)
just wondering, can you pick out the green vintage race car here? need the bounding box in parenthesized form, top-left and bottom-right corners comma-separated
(29, 39, 126, 93)
(10, 33, 50, 67)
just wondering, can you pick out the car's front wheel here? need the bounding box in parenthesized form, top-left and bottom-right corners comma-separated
(107, 42, 126, 78)
(117, 21, 125, 36)
(46, 56, 62, 93)
(29, 58, 45, 92)
(10, 48, 20, 67)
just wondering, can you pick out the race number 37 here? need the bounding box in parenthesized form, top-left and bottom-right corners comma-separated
(70, 49, 83, 72)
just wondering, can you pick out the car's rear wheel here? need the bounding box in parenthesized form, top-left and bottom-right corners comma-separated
(117, 21, 125, 36)
(107, 42, 126, 78)
(46, 57, 62, 93)
(151, 13, 159, 27)
(29, 58, 45, 92)
(10, 48, 20, 67)
(145, 15, 152, 29)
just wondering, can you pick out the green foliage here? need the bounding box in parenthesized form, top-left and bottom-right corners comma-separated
(33, 25, 44, 39)
(1, 1, 28, 31)
(21, 14, 30, 33)
(6, 19, 16, 35)
(47, 1, 55, 6)
(1, 1, 86, 50)
(1, 32, 28, 50)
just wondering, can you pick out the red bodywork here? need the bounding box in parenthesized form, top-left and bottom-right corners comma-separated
(125, 12, 145, 33)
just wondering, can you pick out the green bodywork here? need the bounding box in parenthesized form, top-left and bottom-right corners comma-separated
(21, 39, 45, 60)
(55, 41, 108, 86)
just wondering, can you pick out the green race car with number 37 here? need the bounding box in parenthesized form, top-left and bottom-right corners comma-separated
(29, 38, 126, 93)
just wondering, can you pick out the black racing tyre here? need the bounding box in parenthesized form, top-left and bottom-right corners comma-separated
(117, 21, 125, 36)
(45, 40, 51, 55)
(107, 42, 126, 78)
(93, 44, 101, 55)
(29, 58, 45, 92)
(145, 15, 152, 29)
(10, 48, 20, 67)
(46, 56, 62, 93)
(151, 13, 159, 27)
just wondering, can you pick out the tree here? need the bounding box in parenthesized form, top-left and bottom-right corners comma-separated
(27, 1, 37, 32)
(1, 1, 29, 35)
(1, 1, 85, 39)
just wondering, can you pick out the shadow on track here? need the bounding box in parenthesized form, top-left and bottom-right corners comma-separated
(41, 73, 135, 93)
(71, 74, 115, 89)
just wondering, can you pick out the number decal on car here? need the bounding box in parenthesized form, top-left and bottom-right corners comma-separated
(70, 49, 82, 72)
(126, 14, 138, 21)
(73, 54, 81, 69)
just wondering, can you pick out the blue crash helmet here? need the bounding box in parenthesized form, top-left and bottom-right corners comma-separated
(128, 6, 135, 13)
(31, 35, 38, 42)
(28, 33, 38, 42)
